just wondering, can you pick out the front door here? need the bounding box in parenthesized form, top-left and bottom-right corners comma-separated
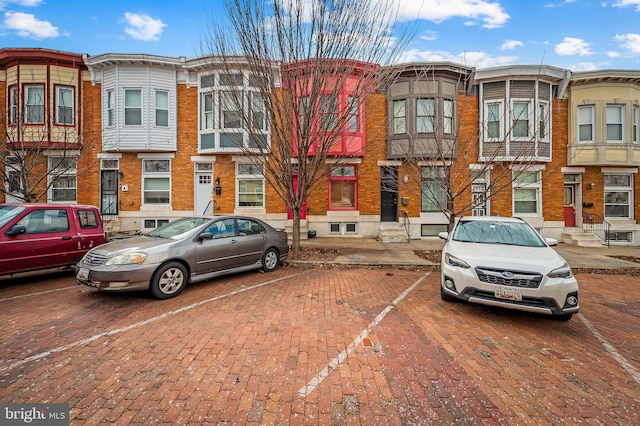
(195, 170, 213, 215)
(380, 167, 398, 222)
(100, 170, 119, 215)
(564, 185, 576, 227)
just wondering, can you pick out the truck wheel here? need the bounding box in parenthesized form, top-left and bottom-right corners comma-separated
(150, 262, 188, 299)
(261, 248, 279, 272)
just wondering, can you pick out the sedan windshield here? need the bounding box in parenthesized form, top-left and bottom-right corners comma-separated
(452, 220, 546, 247)
(146, 217, 210, 239)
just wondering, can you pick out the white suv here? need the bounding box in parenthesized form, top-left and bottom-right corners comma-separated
(439, 216, 579, 321)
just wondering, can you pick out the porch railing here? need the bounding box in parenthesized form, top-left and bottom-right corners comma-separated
(583, 213, 611, 247)
(401, 210, 410, 238)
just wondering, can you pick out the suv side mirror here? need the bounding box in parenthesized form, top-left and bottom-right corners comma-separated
(5, 225, 27, 237)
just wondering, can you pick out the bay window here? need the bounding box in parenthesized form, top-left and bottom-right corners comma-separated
(416, 98, 435, 133)
(155, 90, 169, 127)
(512, 101, 531, 139)
(25, 85, 45, 124)
(393, 99, 406, 135)
(56, 86, 74, 125)
(606, 105, 624, 142)
(485, 101, 502, 140)
(578, 105, 594, 142)
(124, 89, 142, 126)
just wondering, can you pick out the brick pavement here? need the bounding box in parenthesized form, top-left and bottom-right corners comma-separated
(0, 267, 639, 425)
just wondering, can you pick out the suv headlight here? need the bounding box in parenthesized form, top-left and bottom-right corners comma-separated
(444, 253, 471, 269)
(105, 252, 148, 265)
(548, 263, 573, 279)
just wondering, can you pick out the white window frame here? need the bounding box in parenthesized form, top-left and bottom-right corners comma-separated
(48, 156, 78, 203)
(512, 169, 542, 217)
(606, 104, 624, 143)
(56, 86, 74, 125)
(633, 106, 638, 144)
(236, 162, 265, 208)
(578, 105, 594, 143)
(106, 90, 115, 127)
(155, 90, 169, 127)
(511, 99, 532, 140)
(124, 88, 142, 126)
(538, 100, 550, 142)
(25, 85, 45, 124)
(604, 174, 633, 219)
(201, 92, 215, 130)
(141, 158, 171, 205)
(484, 100, 503, 141)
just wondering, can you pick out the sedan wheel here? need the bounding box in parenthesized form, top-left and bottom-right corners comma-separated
(150, 262, 188, 299)
(262, 248, 279, 272)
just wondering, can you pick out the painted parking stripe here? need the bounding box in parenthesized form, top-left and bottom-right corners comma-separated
(0, 271, 309, 373)
(298, 272, 430, 397)
(578, 313, 640, 385)
(0, 286, 77, 303)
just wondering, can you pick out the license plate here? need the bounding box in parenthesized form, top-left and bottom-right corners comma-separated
(495, 286, 522, 301)
(77, 267, 89, 281)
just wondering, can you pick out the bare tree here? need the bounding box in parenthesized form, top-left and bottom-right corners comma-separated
(200, 0, 414, 252)
(1, 85, 98, 203)
(394, 65, 567, 231)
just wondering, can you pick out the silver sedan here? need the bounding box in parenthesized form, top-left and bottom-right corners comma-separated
(76, 215, 289, 299)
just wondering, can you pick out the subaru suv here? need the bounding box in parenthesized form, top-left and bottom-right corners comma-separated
(439, 216, 579, 320)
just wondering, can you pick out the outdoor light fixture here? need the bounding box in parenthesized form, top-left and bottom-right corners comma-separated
(215, 177, 222, 196)
(587, 183, 595, 190)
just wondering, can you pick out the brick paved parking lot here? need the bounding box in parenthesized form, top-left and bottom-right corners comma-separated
(1, 266, 639, 425)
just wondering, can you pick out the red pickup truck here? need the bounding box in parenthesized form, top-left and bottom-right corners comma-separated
(0, 203, 106, 277)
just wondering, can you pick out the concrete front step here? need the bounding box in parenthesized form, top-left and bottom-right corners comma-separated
(378, 222, 408, 243)
(562, 232, 606, 247)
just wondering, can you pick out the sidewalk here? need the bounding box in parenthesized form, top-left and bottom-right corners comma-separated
(290, 237, 640, 273)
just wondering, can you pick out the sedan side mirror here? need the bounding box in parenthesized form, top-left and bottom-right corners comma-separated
(198, 232, 213, 241)
(545, 237, 558, 247)
(5, 225, 27, 237)
(438, 231, 449, 240)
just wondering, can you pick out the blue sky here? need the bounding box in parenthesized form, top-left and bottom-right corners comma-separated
(1, 0, 639, 71)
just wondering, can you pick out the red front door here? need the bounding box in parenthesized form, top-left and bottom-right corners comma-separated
(564, 185, 576, 227)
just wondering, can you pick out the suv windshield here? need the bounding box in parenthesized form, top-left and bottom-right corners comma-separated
(0, 205, 26, 229)
(452, 220, 546, 247)
(146, 217, 210, 239)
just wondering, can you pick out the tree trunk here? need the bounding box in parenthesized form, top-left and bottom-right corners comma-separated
(291, 208, 301, 253)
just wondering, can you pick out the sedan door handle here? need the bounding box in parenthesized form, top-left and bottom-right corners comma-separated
(62, 236, 72, 240)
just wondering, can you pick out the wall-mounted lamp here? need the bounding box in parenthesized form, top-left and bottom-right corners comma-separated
(403, 174, 409, 184)
(587, 183, 596, 190)
(118, 171, 124, 179)
(214, 177, 222, 196)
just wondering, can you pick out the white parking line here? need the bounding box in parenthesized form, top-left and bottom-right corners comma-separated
(578, 313, 640, 385)
(0, 271, 309, 374)
(0, 286, 77, 303)
(298, 272, 430, 397)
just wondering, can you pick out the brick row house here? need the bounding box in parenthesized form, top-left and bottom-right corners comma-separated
(1, 48, 639, 245)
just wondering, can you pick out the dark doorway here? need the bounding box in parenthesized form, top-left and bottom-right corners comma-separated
(100, 170, 119, 215)
(380, 166, 398, 222)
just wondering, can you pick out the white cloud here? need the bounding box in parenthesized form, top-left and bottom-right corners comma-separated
(0, 0, 43, 7)
(399, 48, 517, 68)
(420, 30, 437, 41)
(607, 51, 621, 57)
(3, 11, 57, 39)
(501, 39, 523, 50)
(394, 0, 510, 29)
(611, 0, 640, 11)
(614, 33, 640, 53)
(123, 12, 166, 41)
(555, 37, 594, 56)
(568, 62, 600, 71)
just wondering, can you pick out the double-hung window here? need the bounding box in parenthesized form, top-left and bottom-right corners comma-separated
(606, 105, 624, 142)
(633, 106, 638, 144)
(49, 156, 77, 202)
(142, 159, 170, 204)
(56, 86, 74, 125)
(421, 167, 449, 212)
(513, 170, 540, 215)
(155, 90, 169, 127)
(512, 101, 531, 139)
(416, 98, 435, 133)
(538, 101, 549, 140)
(321, 95, 338, 131)
(443, 99, 454, 135)
(25, 85, 45, 124)
(578, 105, 594, 142)
(392, 99, 406, 135)
(485, 101, 502, 140)
(347, 96, 359, 132)
(9, 86, 18, 125)
(604, 174, 632, 218)
(237, 163, 264, 208)
(124, 89, 142, 126)
(106, 90, 115, 127)
(329, 165, 357, 209)
(221, 91, 242, 129)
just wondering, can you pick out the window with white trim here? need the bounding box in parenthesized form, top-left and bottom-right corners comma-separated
(202, 92, 214, 130)
(9, 86, 18, 125)
(393, 99, 406, 135)
(416, 98, 435, 133)
(484, 100, 503, 140)
(329, 165, 357, 210)
(604, 174, 632, 218)
(250, 92, 266, 130)
(155, 90, 169, 127)
(512, 100, 531, 139)
(237, 163, 265, 207)
(606, 104, 624, 142)
(25, 85, 45, 124)
(538, 101, 549, 140)
(106, 90, 115, 127)
(578, 105, 594, 142)
(56, 86, 74, 125)
(421, 167, 449, 212)
(633, 106, 638, 144)
(5, 156, 21, 194)
(49, 156, 77, 202)
(513, 170, 540, 215)
(124, 89, 142, 126)
(142, 159, 170, 204)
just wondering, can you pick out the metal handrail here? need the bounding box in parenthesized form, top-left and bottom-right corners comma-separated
(401, 210, 410, 238)
(583, 213, 611, 247)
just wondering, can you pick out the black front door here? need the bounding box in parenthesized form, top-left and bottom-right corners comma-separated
(380, 167, 398, 222)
